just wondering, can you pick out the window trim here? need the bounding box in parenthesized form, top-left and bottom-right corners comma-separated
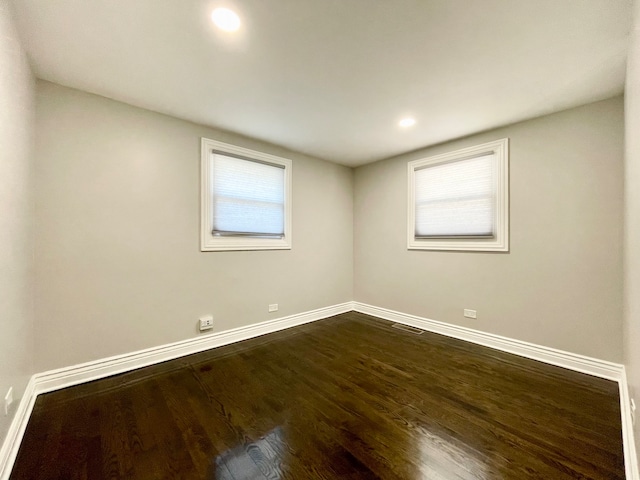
(201, 138, 292, 251)
(407, 138, 509, 252)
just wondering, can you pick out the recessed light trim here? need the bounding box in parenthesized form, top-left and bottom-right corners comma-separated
(399, 117, 416, 128)
(211, 7, 241, 32)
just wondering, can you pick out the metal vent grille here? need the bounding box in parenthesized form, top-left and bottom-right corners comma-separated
(391, 323, 424, 335)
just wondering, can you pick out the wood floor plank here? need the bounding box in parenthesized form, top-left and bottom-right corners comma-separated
(9, 312, 625, 479)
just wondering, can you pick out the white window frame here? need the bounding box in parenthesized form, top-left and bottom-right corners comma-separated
(201, 138, 292, 251)
(407, 138, 509, 252)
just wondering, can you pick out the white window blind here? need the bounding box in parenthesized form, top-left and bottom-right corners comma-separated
(414, 154, 496, 237)
(211, 153, 285, 237)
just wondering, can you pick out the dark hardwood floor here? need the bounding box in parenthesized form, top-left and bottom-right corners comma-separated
(10, 312, 624, 479)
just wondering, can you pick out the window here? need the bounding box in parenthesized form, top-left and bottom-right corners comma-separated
(201, 138, 292, 251)
(407, 138, 509, 252)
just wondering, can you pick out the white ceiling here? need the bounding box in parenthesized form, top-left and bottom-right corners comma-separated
(11, 0, 632, 166)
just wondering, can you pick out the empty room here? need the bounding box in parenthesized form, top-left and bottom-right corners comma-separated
(1, 0, 640, 479)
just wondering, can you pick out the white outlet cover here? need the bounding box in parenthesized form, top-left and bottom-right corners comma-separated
(4, 387, 13, 416)
(268, 304, 278, 312)
(463, 309, 477, 319)
(199, 315, 214, 331)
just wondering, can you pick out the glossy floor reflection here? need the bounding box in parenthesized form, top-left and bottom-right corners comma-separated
(215, 428, 284, 479)
(11, 312, 624, 479)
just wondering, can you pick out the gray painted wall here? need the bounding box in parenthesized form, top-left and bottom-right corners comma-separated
(34, 81, 354, 371)
(354, 97, 624, 362)
(625, 0, 640, 464)
(0, 1, 34, 447)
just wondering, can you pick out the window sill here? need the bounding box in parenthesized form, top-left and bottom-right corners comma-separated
(407, 237, 508, 252)
(201, 235, 292, 252)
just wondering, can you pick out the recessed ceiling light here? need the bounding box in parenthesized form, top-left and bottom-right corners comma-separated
(399, 117, 416, 128)
(211, 7, 241, 32)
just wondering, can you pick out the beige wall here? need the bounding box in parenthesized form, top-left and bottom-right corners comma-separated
(0, 1, 34, 448)
(28, 85, 628, 370)
(625, 0, 640, 463)
(34, 81, 354, 371)
(354, 97, 624, 362)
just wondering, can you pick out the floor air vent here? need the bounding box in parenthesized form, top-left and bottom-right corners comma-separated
(391, 323, 424, 335)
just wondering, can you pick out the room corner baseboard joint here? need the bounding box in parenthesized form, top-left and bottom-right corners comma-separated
(0, 377, 37, 480)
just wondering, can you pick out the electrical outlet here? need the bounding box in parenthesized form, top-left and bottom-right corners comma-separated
(268, 304, 278, 313)
(463, 309, 477, 319)
(199, 315, 214, 331)
(631, 398, 636, 426)
(4, 387, 13, 416)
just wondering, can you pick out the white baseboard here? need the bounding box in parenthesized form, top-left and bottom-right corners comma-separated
(353, 302, 624, 381)
(0, 377, 37, 480)
(2, 302, 637, 480)
(0, 302, 352, 479)
(620, 368, 640, 480)
(34, 302, 353, 395)
(353, 302, 638, 479)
